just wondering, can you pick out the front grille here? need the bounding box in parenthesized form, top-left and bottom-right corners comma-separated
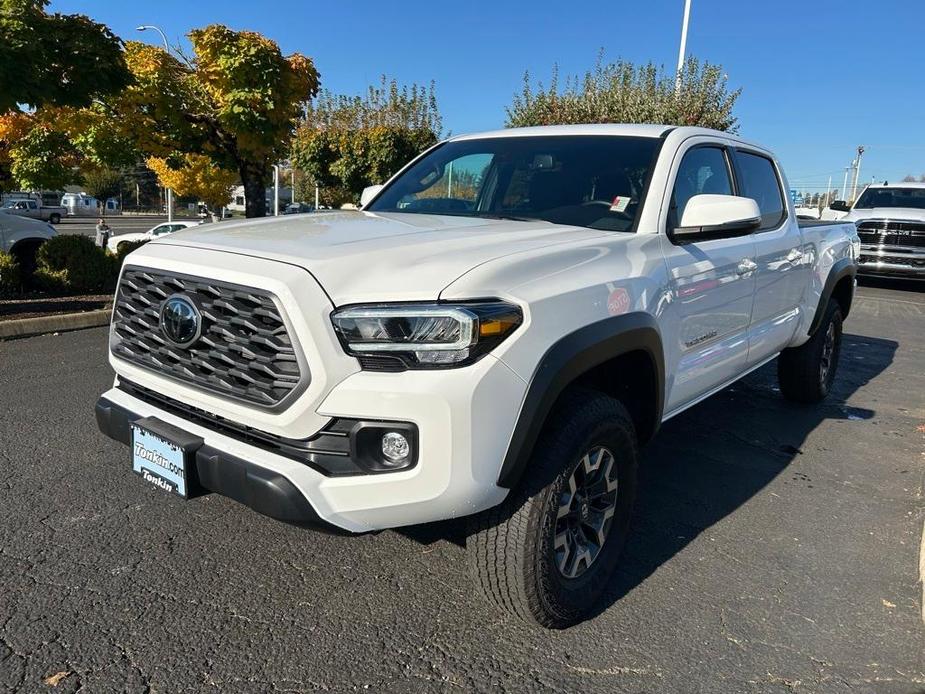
(856, 220, 925, 248)
(111, 268, 308, 408)
(859, 254, 925, 268)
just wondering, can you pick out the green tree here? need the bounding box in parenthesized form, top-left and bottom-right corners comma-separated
(292, 77, 441, 204)
(0, 0, 130, 112)
(506, 54, 741, 132)
(81, 167, 122, 202)
(114, 26, 319, 217)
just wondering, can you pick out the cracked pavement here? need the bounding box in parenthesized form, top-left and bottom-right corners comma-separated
(1, 280, 923, 693)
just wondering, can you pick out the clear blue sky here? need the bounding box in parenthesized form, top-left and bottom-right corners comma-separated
(51, 0, 925, 193)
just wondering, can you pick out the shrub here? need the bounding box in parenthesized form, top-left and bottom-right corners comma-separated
(0, 250, 22, 294)
(35, 234, 115, 293)
(114, 239, 149, 266)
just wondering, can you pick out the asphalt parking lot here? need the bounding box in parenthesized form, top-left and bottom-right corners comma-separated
(1, 280, 923, 693)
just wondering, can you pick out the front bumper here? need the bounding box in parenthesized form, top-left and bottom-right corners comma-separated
(96, 396, 340, 530)
(96, 352, 526, 533)
(858, 247, 925, 279)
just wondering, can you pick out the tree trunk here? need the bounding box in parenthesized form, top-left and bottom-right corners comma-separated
(240, 162, 268, 218)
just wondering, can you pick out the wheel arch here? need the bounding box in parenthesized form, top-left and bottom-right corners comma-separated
(497, 312, 665, 489)
(808, 257, 856, 336)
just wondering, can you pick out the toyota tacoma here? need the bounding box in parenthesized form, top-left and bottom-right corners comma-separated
(96, 125, 859, 627)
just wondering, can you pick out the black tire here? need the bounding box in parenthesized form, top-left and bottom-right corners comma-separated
(467, 389, 638, 628)
(777, 300, 843, 403)
(49, 213, 61, 224)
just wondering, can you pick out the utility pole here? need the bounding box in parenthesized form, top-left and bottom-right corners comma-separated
(850, 145, 865, 202)
(841, 166, 850, 200)
(675, 0, 693, 92)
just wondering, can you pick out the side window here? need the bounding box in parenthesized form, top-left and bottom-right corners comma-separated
(735, 151, 785, 230)
(671, 147, 733, 227)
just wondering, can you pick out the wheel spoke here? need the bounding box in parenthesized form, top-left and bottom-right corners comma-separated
(556, 474, 577, 520)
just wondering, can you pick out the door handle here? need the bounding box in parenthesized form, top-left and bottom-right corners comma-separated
(786, 248, 803, 263)
(736, 258, 757, 276)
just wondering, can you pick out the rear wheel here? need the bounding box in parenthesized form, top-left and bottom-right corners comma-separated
(778, 299, 843, 403)
(467, 389, 638, 628)
(49, 213, 61, 224)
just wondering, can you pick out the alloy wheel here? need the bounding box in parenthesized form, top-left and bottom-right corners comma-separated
(553, 446, 619, 579)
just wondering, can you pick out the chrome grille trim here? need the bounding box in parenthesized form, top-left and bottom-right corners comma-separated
(111, 267, 309, 410)
(856, 219, 925, 248)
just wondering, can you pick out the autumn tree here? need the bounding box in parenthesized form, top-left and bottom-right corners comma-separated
(0, 1, 131, 192)
(147, 154, 237, 218)
(507, 54, 741, 132)
(0, 105, 138, 192)
(115, 26, 318, 217)
(292, 77, 441, 206)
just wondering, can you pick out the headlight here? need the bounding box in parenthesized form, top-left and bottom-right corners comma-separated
(331, 301, 522, 369)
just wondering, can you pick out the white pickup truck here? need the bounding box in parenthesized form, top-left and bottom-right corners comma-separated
(1, 197, 66, 224)
(96, 124, 858, 627)
(831, 182, 925, 279)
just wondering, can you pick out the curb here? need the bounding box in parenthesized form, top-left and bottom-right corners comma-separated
(0, 308, 111, 340)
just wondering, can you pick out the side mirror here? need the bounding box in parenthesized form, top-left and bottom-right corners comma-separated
(360, 184, 384, 208)
(670, 195, 761, 243)
(829, 200, 850, 212)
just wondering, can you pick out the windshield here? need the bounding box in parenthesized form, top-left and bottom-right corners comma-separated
(854, 187, 925, 210)
(367, 135, 661, 232)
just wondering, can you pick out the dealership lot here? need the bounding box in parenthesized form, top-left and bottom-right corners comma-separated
(0, 281, 923, 693)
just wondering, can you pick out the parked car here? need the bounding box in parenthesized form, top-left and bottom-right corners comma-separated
(106, 221, 200, 254)
(830, 182, 925, 279)
(1, 198, 66, 224)
(96, 124, 859, 628)
(284, 202, 314, 214)
(0, 209, 56, 274)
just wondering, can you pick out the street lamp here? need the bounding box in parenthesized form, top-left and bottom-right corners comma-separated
(135, 25, 169, 52)
(136, 25, 173, 221)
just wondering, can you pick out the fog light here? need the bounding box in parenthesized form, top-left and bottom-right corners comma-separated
(381, 431, 410, 464)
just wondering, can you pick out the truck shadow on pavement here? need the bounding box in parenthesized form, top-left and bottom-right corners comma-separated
(400, 333, 898, 621)
(591, 332, 897, 619)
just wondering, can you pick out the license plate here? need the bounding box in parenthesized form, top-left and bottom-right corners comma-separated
(131, 421, 191, 497)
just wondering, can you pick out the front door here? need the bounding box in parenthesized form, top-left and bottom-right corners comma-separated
(660, 144, 758, 415)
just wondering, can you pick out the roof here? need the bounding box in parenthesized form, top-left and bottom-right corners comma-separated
(449, 123, 677, 141)
(869, 181, 925, 189)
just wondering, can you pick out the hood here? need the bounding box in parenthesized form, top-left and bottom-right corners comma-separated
(152, 210, 606, 304)
(844, 207, 925, 223)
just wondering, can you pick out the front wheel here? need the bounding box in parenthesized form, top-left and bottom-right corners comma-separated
(467, 389, 638, 628)
(777, 300, 843, 403)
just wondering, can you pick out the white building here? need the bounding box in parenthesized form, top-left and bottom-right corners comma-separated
(228, 185, 292, 214)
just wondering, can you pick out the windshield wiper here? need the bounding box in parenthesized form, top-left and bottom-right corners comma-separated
(474, 213, 545, 223)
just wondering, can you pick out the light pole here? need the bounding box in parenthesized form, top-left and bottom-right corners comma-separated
(137, 25, 174, 222)
(675, 0, 693, 93)
(272, 164, 280, 216)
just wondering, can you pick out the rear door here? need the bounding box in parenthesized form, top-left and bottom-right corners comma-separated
(731, 149, 808, 365)
(659, 141, 758, 414)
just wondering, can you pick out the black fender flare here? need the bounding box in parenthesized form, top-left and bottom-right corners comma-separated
(497, 312, 665, 489)
(807, 257, 857, 336)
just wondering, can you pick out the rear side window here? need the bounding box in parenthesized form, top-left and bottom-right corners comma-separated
(735, 152, 786, 230)
(671, 147, 733, 227)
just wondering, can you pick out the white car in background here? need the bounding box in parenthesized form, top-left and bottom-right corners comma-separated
(107, 221, 200, 254)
